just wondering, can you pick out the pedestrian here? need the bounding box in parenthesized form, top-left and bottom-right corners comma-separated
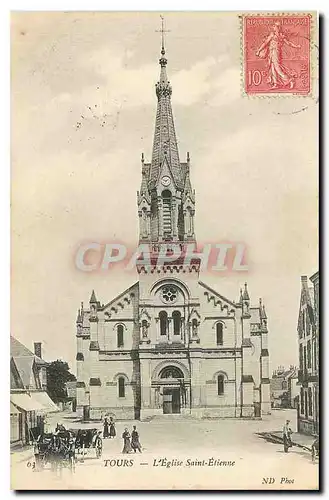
(131, 425, 142, 453)
(122, 427, 132, 453)
(311, 437, 319, 462)
(103, 417, 110, 439)
(283, 419, 292, 453)
(109, 417, 116, 438)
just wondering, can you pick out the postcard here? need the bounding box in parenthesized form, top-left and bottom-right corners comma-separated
(10, 11, 319, 490)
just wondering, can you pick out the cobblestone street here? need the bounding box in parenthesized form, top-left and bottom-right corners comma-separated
(11, 408, 318, 490)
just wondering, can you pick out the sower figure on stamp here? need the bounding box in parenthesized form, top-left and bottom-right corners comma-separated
(122, 427, 132, 453)
(256, 21, 301, 90)
(283, 419, 293, 453)
(131, 425, 142, 453)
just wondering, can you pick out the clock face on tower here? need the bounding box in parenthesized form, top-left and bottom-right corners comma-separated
(161, 176, 171, 187)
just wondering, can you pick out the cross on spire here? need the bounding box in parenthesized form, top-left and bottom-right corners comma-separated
(156, 15, 171, 54)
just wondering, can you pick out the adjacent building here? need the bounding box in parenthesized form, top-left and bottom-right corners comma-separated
(297, 272, 319, 435)
(65, 381, 77, 412)
(10, 337, 58, 445)
(75, 39, 271, 421)
(270, 365, 298, 409)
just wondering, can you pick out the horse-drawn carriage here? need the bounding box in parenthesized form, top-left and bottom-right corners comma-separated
(73, 428, 103, 460)
(34, 430, 76, 473)
(33, 426, 103, 473)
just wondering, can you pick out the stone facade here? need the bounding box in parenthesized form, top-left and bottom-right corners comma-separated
(76, 41, 271, 421)
(297, 273, 319, 435)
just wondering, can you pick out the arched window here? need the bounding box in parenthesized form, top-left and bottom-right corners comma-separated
(172, 311, 181, 336)
(216, 323, 223, 345)
(162, 190, 172, 238)
(159, 311, 168, 336)
(117, 325, 124, 348)
(118, 377, 125, 398)
(217, 374, 224, 395)
(160, 366, 184, 379)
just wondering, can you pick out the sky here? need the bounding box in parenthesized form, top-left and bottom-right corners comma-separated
(11, 12, 318, 375)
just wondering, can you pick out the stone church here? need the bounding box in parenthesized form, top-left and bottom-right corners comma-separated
(76, 40, 271, 420)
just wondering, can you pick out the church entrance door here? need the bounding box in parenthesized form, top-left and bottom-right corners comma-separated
(163, 388, 181, 414)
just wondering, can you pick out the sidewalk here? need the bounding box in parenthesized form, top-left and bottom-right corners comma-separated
(10, 445, 34, 464)
(262, 431, 315, 451)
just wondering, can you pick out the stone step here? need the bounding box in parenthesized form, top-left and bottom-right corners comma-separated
(144, 413, 196, 422)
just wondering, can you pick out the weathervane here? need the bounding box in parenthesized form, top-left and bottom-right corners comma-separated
(156, 14, 171, 52)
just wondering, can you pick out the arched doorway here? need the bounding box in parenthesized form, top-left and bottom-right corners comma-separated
(159, 365, 184, 414)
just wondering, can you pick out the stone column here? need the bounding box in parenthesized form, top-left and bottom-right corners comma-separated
(158, 197, 163, 239)
(146, 211, 151, 238)
(168, 317, 173, 342)
(140, 359, 152, 420)
(172, 198, 178, 239)
(190, 210, 195, 237)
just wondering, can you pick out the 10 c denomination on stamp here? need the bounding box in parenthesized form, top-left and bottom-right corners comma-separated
(243, 14, 311, 95)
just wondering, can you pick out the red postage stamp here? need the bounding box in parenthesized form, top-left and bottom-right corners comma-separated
(243, 15, 311, 95)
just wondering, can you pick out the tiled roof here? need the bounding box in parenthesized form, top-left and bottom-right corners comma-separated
(10, 336, 35, 358)
(10, 336, 46, 365)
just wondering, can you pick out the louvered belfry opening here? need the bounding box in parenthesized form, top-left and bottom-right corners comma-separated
(162, 189, 172, 238)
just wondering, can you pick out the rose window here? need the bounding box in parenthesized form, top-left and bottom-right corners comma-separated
(161, 285, 178, 304)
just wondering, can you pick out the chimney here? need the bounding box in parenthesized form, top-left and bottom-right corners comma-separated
(34, 342, 42, 358)
(301, 275, 308, 287)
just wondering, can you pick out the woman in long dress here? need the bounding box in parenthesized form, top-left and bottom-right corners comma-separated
(103, 417, 110, 439)
(109, 417, 116, 439)
(131, 426, 142, 453)
(122, 428, 132, 453)
(256, 22, 301, 90)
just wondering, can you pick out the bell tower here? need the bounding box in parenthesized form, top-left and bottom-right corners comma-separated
(137, 23, 196, 248)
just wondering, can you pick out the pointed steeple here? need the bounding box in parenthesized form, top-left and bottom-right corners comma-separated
(183, 152, 194, 198)
(242, 282, 250, 301)
(89, 289, 97, 304)
(138, 153, 151, 203)
(149, 29, 182, 190)
(76, 308, 82, 324)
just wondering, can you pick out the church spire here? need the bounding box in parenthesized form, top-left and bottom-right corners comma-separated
(149, 17, 182, 191)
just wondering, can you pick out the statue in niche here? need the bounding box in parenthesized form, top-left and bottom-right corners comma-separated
(141, 320, 149, 338)
(192, 319, 198, 337)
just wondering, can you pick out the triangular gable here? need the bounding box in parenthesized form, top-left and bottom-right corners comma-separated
(199, 281, 236, 309)
(10, 357, 24, 390)
(156, 155, 176, 188)
(101, 282, 139, 316)
(12, 356, 35, 388)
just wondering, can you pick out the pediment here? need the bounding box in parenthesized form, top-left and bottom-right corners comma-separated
(199, 281, 236, 314)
